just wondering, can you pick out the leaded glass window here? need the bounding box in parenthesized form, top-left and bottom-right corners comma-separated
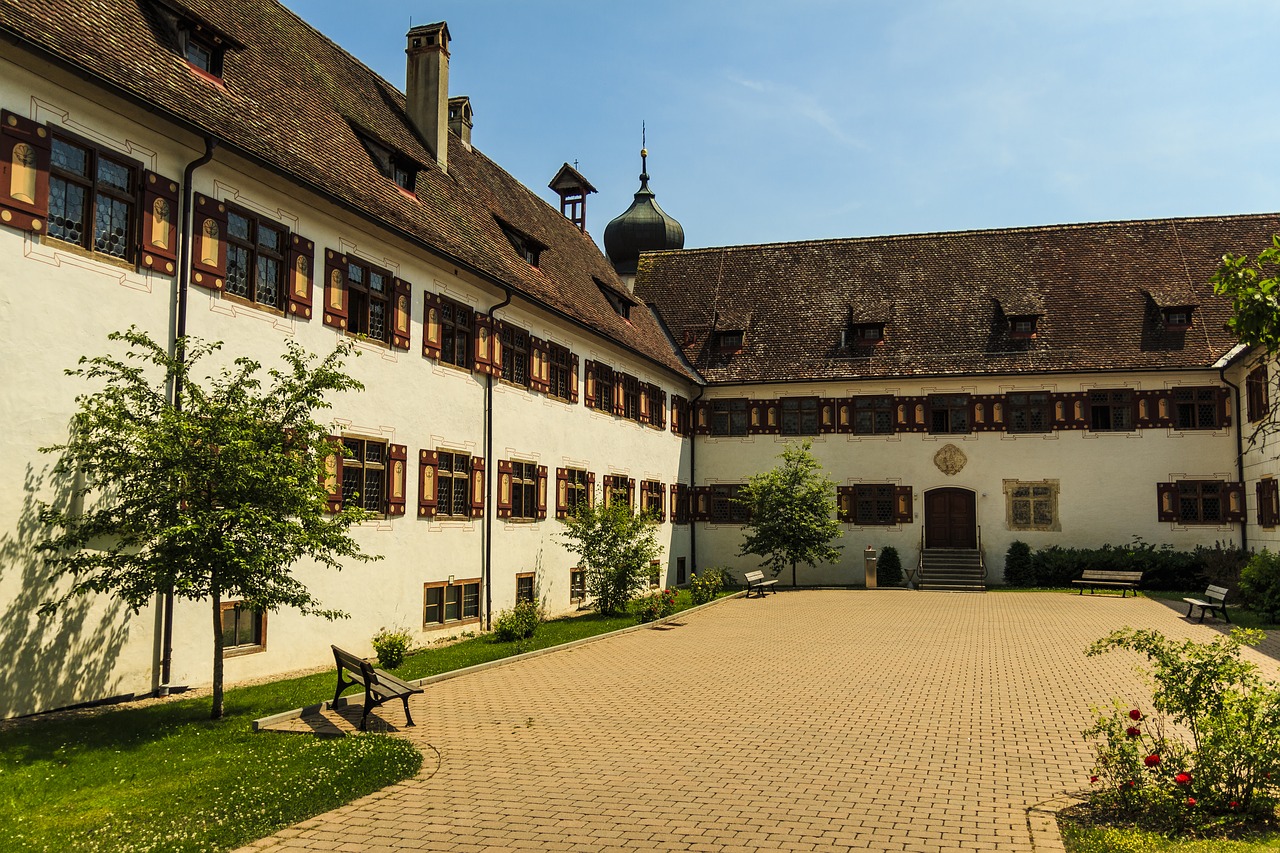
(48, 134, 136, 260)
(346, 259, 391, 344)
(1089, 390, 1134, 431)
(929, 395, 970, 434)
(501, 324, 530, 386)
(1007, 393, 1051, 433)
(437, 451, 472, 518)
(224, 206, 286, 309)
(1173, 387, 1220, 430)
(780, 397, 820, 436)
(341, 437, 387, 514)
(853, 396, 895, 435)
(711, 399, 749, 436)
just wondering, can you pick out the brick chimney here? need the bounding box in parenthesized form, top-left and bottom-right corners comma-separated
(448, 96, 473, 149)
(405, 22, 450, 172)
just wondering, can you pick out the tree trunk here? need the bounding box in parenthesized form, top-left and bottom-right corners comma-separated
(210, 586, 224, 720)
(791, 560, 797, 588)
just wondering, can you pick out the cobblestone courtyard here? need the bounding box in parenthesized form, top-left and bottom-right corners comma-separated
(242, 591, 1280, 851)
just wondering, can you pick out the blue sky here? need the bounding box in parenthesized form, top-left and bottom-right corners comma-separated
(283, 1, 1280, 250)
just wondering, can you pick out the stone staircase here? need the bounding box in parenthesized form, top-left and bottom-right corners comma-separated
(917, 548, 986, 592)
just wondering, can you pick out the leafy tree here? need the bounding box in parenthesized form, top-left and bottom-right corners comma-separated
(736, 440, 842, 587)
(559, 498, 662, 616)
(1211, 236, 1280, 355)
(37, 329, 377, 719)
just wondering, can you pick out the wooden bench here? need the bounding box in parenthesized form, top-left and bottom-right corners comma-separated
(1183, 585, 1231, 623)
(744, 570, 778, 598)
(331, 645, 424, 731)
(1071, 570, 1144, 597)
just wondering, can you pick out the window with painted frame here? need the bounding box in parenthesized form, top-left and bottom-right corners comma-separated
(515, 572, 536, 604)
(47, 131, 138, 261)
(501, 323, 530, 387)
(928, 394, 971, 435)
(436, 451, 472, 519)
(1258, 479, 1280, 529)
(852, 395, 895, 435)
(224, 204, 287, 310)
(641, 480, 664, 520)
(710, 484, 750, 524)
(1004, 480, 1059, 531)
(622, 374, 641, 421)
(1089, 390, 1134, 432)
(440, 295, 474, 368)
(563, 468, 590, 516)
(1177, 481, 1226, 524)
(780, 397, 820, 436)
(424, 579, 481, 627)
(220, 601, 265, 655)
(510, 461, 539, 520)
(341, 436, 388, 513)
(1173, 387, 1221, 430)
(604, 475, 633, 509)
(710, 399, 749, 436)
(548, 342, 573, 401)
(1006, 393, 1052, 434)
(592, 363, 615, 412)
(346, 257, 392, 345)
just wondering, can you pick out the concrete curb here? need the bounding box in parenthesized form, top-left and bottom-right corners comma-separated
(252, 590, 749, 731)
(1026, 794, 1084, 852)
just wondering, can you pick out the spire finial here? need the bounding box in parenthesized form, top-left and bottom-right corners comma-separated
(639, 121, 650, 189)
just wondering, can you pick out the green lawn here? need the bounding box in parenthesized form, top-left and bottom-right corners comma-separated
(1, 590, 726, 852)
(1062, 822, 1280, 852)
(1140, 590, 1278, 631)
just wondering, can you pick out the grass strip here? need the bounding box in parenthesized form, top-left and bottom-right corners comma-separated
(0, 590, 723, 852)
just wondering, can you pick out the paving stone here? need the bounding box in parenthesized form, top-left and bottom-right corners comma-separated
(239, 591, 1280, 851)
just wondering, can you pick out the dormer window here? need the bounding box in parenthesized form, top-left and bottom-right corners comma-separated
(715, 330, 745, 352)
(844, 323, 885, 347)
(1009, 316, 1039, 339)
(596, 279, 635, 321)
(183, 34, 218, 74)
(357, 133, 418, 192)
(498, 220, 544, 267)
(149, 1, 242, 80)
(1162, 307, 1193, 331)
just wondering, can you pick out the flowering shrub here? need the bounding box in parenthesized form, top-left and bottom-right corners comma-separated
(371, 626, 414, 669)
(493, 599, 542, 642)
(1083, 627, 1280, 834)
(635, 587, 677, 623)
(688, 567, 727, 605)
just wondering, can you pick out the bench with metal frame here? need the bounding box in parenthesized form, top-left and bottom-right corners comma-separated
(1071, 570, 1144, 597)
(1183, 585, 1230, 623)
(743, 570, 778, 598)
(331, 644, 423, 731)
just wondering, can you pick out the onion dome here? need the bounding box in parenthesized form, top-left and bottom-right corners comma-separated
(604, 146, 684, 276)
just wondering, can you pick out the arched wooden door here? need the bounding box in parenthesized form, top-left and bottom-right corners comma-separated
(924, 488, 977, 548)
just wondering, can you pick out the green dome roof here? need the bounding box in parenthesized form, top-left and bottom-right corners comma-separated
(604, 151, 684, 275)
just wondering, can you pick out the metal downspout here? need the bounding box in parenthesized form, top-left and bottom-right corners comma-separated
(159, 136, 217, 690)
(688, 385, 705, 573)
(483, 289, 512, 630)
(1220, 368, 1248, 552)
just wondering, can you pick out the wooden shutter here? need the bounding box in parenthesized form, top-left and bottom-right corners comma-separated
(894, 486, 914, 524)
(391, 277, 412, 350)
(587, 471, 596, 506)
(473, 315, 496, 373)
(691, 399, 710, 435)
(496, 460, 514, 519)
(322, 249, 348, 329)
(971, 395, 1003, 432)
(820, 399, 838, 434)
(422, 291, 443, 359)
(418, 450, 439, 518)
(322, 435, 343, 513)
(1051, 392, 1088, 430)
(570, 354, 580, 404)
(1156, 482, 1178, 522)
(613, 373, 627, 416)
(584, 360, 597, 409)
(670, 484, 684, 524)
(468, 456, 485, 518)
(555, 467, 569, 519)
(191, 193, 227, 290)
(387, 443, 407, 516)
(690, 486, 712, 522)
(530, 337, 551, 393)
(286, 234, 315, 319)
(638, 384, 651, 424)
(138, 171, 179, 274)
(0, 110, 50, 233)
(1225, 482, 1246, 523)
(1135, 390, 1173, 429)
(836, 486, 854, 523)
(536, 465, 548, 520)
(896, 396, 928, 433)
(655, 388, 668, 430)
(1218, 387, 1233, 428)
(656, 482, 666, 522)
(626, 477, 636, 509)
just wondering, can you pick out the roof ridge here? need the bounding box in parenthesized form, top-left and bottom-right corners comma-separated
(644, 210, 1280, 257)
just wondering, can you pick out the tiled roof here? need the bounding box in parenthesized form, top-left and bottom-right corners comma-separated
(635, 215, 1280, 384)
(0, 0, 692, 378)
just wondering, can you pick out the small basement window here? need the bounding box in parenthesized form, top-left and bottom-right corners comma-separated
(1162, 307, 1194, 331)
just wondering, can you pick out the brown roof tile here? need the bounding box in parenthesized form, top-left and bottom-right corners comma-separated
(0, 0, 691, 378)
(636, 215, 1279, 384)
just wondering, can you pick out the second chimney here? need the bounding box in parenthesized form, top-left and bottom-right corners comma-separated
(406, 22, 450, 173)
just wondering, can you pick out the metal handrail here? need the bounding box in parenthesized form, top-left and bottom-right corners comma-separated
(912, 527, 925, 588)
(977, 525, 987, 580)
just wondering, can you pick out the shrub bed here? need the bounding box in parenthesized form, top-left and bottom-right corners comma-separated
(1002, 540, 1248, 590)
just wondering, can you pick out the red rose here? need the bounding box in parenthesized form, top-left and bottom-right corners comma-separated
(1126, 726, 1141, 738)
(1175, 772, 1192, 785)
(1127, 780, 1136, 788)
(1187, 797, 1196, 807)
(1129, 709, 1142, 721)
(1089, 775, 1099, 783)
(1144, 754, 1161, 767)
(1230, 801, 1239, 809)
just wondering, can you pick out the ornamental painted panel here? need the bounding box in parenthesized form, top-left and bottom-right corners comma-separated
(933, 443, 968, 476)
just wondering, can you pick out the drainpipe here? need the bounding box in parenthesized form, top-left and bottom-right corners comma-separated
(483, 289, 513, 630)
(1219, 368, 1248, 552)
(688, 385, 705, 573)
(159, 136, 217, 690)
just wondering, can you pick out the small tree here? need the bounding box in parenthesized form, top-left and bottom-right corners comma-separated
(37, 329, 377, 719)
(736, 440, 842, 587)
(1212, 241, 1280, 447)
(559, 498, 662, 616)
